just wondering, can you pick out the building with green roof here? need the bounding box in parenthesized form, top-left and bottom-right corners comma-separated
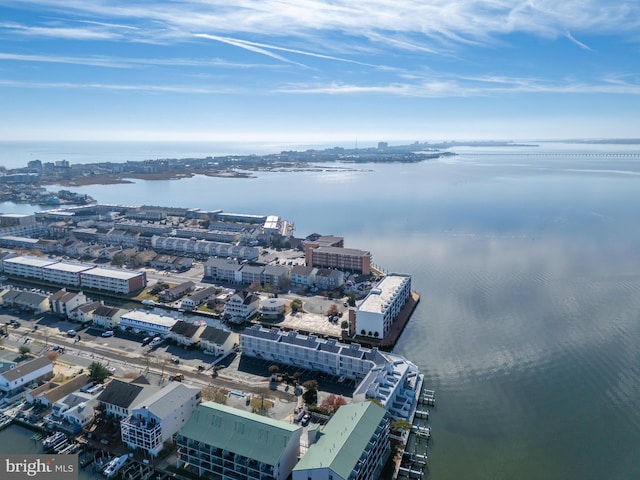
(176, 401, 302, 480)
(292, 401, 391, 480)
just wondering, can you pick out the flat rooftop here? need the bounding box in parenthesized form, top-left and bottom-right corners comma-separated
(358, 274, 410, 314)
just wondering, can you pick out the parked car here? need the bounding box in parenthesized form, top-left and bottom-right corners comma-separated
(67, 329, 77, 337)
(101, 330, 114, 337)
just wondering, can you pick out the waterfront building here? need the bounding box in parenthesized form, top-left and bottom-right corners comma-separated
(0, 356, 54, 397)
(224, 291, 260, 323)
(241, 325, 422, 420)
(98, 376, 160, 420)
(352, 358, 422, 421)
(305, 244, 372, 275)
(292, 402, 391, 480)
(151, 235, 259, 261)
(79, 266, 147, 294)
(118, 310, 177, 336)
(1, 255, 56, 280)
(42, 262, 94, 287)
(0, 288, 51, 313)
(159, 281, 195, 302)
(261, 265, 290, 290)
(241, 325, 385, 381)
(176, 401, 302, 480)
(181, 286, 217, 310)
(121, 382, 201, 457)
(26, 373, 90, 407)
(260, 297, 287, 319)
(49, 289, 88, 318)
(46, 392, 98, 433)
(355, 273, 411, 339)
(198, 326, 239, 356)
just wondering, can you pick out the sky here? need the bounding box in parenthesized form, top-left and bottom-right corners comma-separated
(1, 0, 639, 143)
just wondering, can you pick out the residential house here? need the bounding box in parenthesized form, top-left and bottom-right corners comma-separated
(261, 265, 290, 291)
(198, 326, 239, 356)
(0, 357, 54, 397)
(26, 373, 90, 407)
(0, 289, 51, 313)
(176, 402, 302, 480)
(46, 392, 98, 433)
(314, 268, 345, 291)
(181, 286, 217, 311)
(49, 289, 88, 318)
(260, 298, 287, 320)
(159, 281, 195, 302)
(290, 265, 317, 288)
(121, 382, 201, 457)
(69, 301, 103, 325)
(224, 291, 260, 323)
(97, 376, 160, 420)
(91, 305, 125, 330)
(167, 321, 205, 348)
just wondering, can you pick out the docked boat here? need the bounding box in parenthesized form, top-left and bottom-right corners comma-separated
(102, 454, 129, 478)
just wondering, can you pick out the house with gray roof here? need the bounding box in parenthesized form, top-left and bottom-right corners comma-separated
(97, 376, 159, 419)
(159, 281, 195, 302)
(92, 305, 125, 329)
(261, 264, 290, 290)
(290, 264, 317, 287)
(224, 291, 260, 324)
(0, 289, 50, 313)
(292, 401, 391, 480)
(176, 401, 302, 480)
(168, 320, 205, 347)
(49, 289, 88, 318)
(0, 356, 54, 396)
(198, 326, 239, 356)
(121, 382, 201, 457)
(180, 286, 217, 310)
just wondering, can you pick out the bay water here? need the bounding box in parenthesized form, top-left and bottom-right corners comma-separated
(1, 142, 639, 479)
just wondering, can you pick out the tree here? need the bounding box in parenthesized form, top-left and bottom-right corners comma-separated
(248, 281, 261, 294)
(374, 331, 379, 338)
(88, 361, 111, 383)
(18, 345, 31, 357)
(347, 292, 357, 306)
(111, 252, 125, 267)
(341, 320, 349, 330)
(302, 379, 318, 405)
(327, 303, 339, 317)
(318, 394, 347, 415)
(391, 419, 413, 432)
(290, 298, 303, 313)
(46, 352, 60, 362)
(360, 329, 366, 335)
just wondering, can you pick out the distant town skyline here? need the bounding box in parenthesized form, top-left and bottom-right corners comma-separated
(1, 1, 639, 142)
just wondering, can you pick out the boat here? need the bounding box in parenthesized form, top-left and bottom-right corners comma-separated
(103, 454, 129, 478)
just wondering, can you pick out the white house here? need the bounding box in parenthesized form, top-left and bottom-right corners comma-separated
(198, 326, 239, 356)
(0, 357, 53, 397)
(224, 291, 260, 323)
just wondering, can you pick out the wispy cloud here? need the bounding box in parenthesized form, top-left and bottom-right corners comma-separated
(0, 79, 242, 94)
(566, 32, 593, 51)
(0, 21, 120, 40)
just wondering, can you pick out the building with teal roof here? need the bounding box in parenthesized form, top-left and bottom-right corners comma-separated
(292, 401, 391, 480)
(176, 401, 302, 480)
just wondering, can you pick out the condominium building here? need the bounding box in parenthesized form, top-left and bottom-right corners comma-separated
(118, 310, 177, 337)
(1, 255, 56, 280)
(121, 382, 201, 457)
(79, 266, 147, 294)
(356, 273, 411, 338)
(241, 325, 386, 381)
(305, 245, 371, 275)
(42, 262, 94, 287)
(292, 402, 391, 480)
(176, 401, 302, 480)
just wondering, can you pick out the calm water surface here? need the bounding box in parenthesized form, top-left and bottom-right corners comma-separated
(1, 144, 639, 479)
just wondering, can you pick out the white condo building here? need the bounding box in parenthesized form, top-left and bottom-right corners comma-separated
(241, 325, 422, 420)
(118, 310, 178, 336)
(356, 273, 411, 338)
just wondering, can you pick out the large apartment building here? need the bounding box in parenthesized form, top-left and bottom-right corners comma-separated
(176, 401, 302, 480)
(356, 273, 412, 338)
(305, 244, 372, 275)
(292, 402, 391, 480)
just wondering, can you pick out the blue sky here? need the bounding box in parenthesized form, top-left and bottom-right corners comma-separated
(1, 1, 639, 143)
